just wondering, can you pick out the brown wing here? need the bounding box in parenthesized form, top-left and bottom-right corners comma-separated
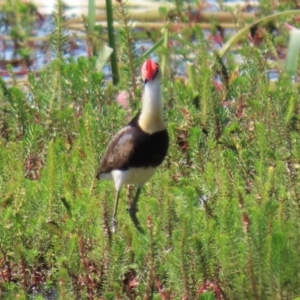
(97, 126, 138, 176)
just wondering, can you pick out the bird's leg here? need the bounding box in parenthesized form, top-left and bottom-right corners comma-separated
(112, 190, 120, 233)
(129, 187, 144, 233)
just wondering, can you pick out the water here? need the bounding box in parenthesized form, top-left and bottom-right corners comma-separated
(17, 0, 259, 15)
(0, 0, 270, 85)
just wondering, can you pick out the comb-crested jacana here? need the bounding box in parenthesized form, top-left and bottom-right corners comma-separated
(97, 59, 169, 232)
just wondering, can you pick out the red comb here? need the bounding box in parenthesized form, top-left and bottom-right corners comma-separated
(142, 59, 157, 81)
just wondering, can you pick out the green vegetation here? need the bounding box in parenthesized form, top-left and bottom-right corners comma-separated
(1, 0, 300, 299)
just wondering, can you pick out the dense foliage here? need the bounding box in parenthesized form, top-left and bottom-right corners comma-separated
(1, 1, 300, 299)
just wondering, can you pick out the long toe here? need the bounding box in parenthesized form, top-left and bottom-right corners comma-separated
(129, 206, 144, 234)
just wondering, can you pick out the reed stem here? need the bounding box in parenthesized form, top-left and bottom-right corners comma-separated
(105, 0, 119, 85)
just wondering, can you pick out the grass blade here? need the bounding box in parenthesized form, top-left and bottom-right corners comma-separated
(219, 10, 300, 58)
(139, 37, 164, 61)
(285, 29, 300, 78)
(106, 0, 119, 85)
(88, 0, 95, 30)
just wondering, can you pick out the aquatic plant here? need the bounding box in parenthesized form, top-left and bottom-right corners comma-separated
(1, 0, 300, 299)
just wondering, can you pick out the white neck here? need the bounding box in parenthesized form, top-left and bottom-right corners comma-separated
(143, 78, 163, 117)
(138, 78, 165, 134)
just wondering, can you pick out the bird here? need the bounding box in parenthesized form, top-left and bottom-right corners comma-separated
(96, 59, 169, 233)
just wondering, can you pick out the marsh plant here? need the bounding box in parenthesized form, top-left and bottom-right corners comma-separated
(1, 0, 300, 299)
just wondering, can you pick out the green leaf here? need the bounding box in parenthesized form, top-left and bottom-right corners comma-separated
(46, 220, 63, 237)
(219, 10, 300, 58)
(60, 197, 72, 217)
(139, 37, 164, 61)
(285, 29, 300, 77)
(96, 45, 114, 71)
